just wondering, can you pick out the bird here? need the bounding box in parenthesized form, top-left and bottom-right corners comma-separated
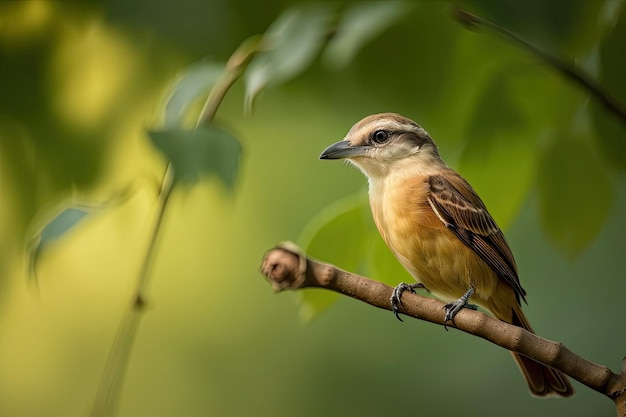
(319, 112, 573, 398)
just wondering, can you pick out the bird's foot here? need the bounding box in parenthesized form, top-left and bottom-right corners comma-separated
(443, 286, 476, 330)
(390, 282, 426, 322)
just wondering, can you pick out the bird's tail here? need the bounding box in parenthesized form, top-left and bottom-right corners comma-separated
(510, 305, 574, 397)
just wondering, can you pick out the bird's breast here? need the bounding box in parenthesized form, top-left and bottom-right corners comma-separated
(369, 175, 497, 303)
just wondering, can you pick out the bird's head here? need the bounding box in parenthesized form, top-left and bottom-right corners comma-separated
(320, 113, 442, 179)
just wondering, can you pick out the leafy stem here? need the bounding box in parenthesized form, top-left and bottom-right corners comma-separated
(90, 34, 264, 417)
(196, 35, 264, 128)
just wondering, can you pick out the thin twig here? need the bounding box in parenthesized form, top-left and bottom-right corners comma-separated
(90, 163, 174, 417)
(453, 7, 626, 125)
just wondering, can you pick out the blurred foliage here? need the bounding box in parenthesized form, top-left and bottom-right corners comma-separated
(322, 1, 412, 70)
(161, 60, 225, 129)
(244, 3, 331, 113)
(149, 127, 242, 187)
(1, 1, 625, 417)
(296, 192, 369, 321)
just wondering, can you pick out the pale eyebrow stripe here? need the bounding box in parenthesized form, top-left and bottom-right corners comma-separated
(357, 119, 412, 135)
(349, 116, 425, 142)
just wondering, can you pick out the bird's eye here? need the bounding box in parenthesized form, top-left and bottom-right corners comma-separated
(371, 130, 389, 144)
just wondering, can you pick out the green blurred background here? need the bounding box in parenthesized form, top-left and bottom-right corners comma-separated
(1, 1, 625, 416)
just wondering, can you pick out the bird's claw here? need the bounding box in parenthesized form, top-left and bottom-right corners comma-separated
(390, 282, 425, 322)
(443, 300, 465, 322)
(442, 286, 476, 330)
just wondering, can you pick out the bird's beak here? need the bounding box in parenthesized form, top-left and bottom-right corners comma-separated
(319, 140, 369, 160)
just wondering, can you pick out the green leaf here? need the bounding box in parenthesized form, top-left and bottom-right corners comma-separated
(244, 4, 332, 113)
(149, 126, 242, 189)
(589, 101, 626, 172)
(458, 71, 536, 229)
(28, 207, 91, 279)
(591, 7, 626, 172)
(163, 60, 225, 129)
(26, 187, 138, 280)
(323, 1, 412, 70)
(537, 125, 614, 258)
(297, 192, 369, 321)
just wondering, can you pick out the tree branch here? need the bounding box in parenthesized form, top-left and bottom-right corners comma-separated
(261, 242, 626, 416)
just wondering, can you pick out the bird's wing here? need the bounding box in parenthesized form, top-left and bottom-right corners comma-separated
(427, 173, 526, 303)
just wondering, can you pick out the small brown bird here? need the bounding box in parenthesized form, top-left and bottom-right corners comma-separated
(320, 113, 573, 397)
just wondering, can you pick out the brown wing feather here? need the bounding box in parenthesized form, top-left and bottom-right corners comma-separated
(428, 172, 526, 304)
